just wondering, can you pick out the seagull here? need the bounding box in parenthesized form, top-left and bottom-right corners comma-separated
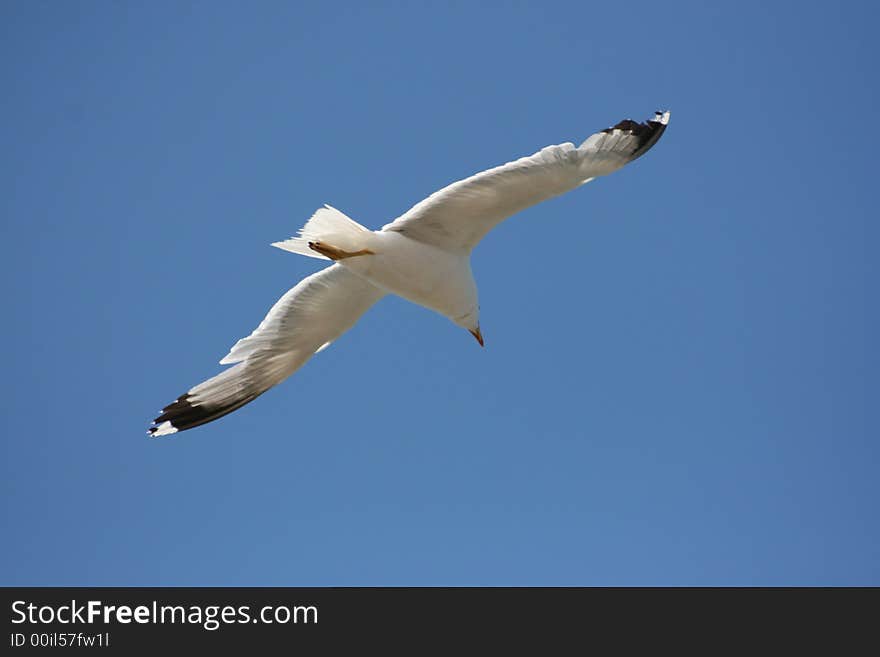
(149, 110, 670, 437)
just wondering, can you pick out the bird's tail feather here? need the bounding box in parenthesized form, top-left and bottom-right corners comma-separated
(271, 205, 374, 259)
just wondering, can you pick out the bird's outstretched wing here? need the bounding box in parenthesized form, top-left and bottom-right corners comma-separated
(149, 264, 385, 436)
(382, 111, 670, 252)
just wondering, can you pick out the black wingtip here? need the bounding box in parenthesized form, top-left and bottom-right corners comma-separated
(601, 109, 670, 161)
(148, 390, 265, 437)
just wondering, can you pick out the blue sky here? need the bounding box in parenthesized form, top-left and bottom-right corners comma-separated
(2, 0, 877, 585)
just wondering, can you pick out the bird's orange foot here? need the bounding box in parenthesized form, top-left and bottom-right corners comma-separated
(308, 241, 375, 260)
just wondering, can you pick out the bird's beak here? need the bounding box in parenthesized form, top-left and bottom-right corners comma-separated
(469, 326, 484, 347)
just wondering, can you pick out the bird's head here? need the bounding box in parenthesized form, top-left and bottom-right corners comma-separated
(454, 308, 483, 347)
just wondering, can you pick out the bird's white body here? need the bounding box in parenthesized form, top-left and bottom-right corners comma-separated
(150, 110, 670, 437)
(342, 231, 479, 326)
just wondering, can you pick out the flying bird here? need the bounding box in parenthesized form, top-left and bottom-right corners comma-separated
(149, 110, 670, 436)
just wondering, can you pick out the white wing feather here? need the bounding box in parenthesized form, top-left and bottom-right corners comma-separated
(149, 264, 385, 436)
(383, 111, 669, 252)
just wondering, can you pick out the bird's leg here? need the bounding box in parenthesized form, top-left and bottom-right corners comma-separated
(308, 241, 375, 260)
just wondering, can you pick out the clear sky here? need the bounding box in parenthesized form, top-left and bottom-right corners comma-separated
(2, 0, 877, 586)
